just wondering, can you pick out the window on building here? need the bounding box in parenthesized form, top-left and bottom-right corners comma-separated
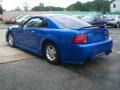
(113, 4, 116, 8)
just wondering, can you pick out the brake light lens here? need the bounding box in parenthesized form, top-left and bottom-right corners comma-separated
(74, 34, 88, 44)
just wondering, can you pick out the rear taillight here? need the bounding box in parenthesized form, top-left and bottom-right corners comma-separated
(74, 34, 88, 44)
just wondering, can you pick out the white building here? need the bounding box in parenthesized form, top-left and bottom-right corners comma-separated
(110, 0, 120, 12)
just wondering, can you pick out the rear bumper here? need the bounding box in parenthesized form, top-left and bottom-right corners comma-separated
(61, 38, 113, 64)
(4, 20, 12, 24)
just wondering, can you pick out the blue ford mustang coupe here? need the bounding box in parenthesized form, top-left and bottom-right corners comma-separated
(6, 15, 113, 64)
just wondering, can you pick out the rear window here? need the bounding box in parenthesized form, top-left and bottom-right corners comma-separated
(82, 15, 94, 20)
(52, 16, 91, 29)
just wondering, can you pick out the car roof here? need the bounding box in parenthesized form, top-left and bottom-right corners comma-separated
(31, 14, 68, 18)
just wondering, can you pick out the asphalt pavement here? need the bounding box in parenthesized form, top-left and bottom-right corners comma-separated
(0, 24, 120, 90)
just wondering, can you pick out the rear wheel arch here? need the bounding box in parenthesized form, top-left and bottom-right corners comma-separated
(42, 39, 58, 52)
(42, 39, 61, 64)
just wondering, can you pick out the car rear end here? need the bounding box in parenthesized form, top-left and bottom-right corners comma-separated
(106, 15, 119, 27)
(51, 15, 112, 64)
(61, 26, 113, 64)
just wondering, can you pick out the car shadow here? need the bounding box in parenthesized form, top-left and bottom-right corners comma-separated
(6, 43, 111, 75)
(6, 43, 112, 84)
(58, 56, 111, 84)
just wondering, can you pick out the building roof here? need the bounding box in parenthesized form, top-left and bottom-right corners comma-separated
(111, 0, 116, 3)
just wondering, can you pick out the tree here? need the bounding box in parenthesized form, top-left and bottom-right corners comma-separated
(0, 6, 3, 14)
(14, 6, 22, 11)
(39, 3, 44, 8)
(66, 0, 110, 13)
(23, 2, 29, 11)
(66, 1, 84, 11)
(31, 3, 45, 11)
(31, 3, 64, 11)
(44, 6, 64, 11)
(94, 0, 110, 13)
(83, 1, 95, 11)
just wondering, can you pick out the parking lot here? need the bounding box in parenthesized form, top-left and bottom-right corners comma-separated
(0, 23, 120, 90)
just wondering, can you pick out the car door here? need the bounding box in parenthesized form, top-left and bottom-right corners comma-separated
(15, 17, 44, 49)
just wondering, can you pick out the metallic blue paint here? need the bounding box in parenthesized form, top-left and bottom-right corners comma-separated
(6, 15, 113, 64)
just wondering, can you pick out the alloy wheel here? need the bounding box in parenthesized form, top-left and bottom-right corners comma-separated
(8, 34, 14, 46)
(46, 45, 57, 61)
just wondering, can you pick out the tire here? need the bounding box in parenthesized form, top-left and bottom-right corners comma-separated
(115, 22, 120, 28)
(44, 42, 60, 64)
(8, 33, 14, 47)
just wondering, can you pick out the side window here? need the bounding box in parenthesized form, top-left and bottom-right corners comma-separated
(39, 18, 48, 28)
(23, 17, 48, 28)
(24, 18, 42, 28)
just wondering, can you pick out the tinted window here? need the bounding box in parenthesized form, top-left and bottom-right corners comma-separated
(52, 16, 91, 29)
(23, 17, 48, 28)
(24, 18, 41, 28)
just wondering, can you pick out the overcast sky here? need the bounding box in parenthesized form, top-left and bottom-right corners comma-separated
(1, 0, 93, 11)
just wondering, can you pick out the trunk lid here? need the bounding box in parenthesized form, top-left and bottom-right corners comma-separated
(73, 26, 109, 44)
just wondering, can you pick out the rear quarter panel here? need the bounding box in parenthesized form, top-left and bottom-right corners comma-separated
(40, 29, 78, 47)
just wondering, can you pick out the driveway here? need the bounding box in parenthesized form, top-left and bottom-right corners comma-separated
(0, 30, 35, 63)
(0, 25, 120, 90)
